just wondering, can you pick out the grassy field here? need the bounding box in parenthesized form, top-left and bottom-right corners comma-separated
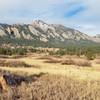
(0, 54, 100, 80)
(0, 53, 100, 99)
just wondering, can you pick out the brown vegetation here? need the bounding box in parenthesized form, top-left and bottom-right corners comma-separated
(75, 59, 91, 67)
(0, 60, 36, 68)
(61, 58, 91, 67)
(0, 72, 100, 100)
(95, 59, 100, 64)
(44, 59, 61, 63)
(43, 57, 92, 67)
(61, 59, 75, 65)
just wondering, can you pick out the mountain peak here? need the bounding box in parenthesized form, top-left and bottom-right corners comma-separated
(0, 20, 100, 47)
(32, 20, 48, 25)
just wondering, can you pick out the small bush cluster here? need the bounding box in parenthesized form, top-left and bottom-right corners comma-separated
(0, 60, 32, 68)
(75, 60, 91, 67)
(95, 59, 100, 64)
(0, 47, 27, 55)
(61, 59, 91, 67)
(0, 47, 46, 56)
(61, 59, 75, 65)
(43, 56, 91, 67)
(85, 52, 96, 60)
(48, 46, 100, 60)
(44, 59, 61, 63)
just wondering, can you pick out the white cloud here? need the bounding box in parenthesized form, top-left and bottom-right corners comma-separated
(0, 0, 100, 35)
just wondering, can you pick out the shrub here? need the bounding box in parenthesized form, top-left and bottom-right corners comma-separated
(75, 60, 91, 67)
(15, 48, 27, 55)
(85, 52, 96, 60)
(61, 59, 75, 65)
(0, 60, 32, 68)
(29, 48, 37, 53)
(61, 59, 91, 67)
(44, 58, 61, 63)
(48, 51, 56, 55)
(95, 60, 100, 64)
(0, 47, 27, 56)
(56, 49, 66, 56)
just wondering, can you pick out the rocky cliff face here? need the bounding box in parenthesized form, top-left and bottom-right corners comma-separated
(94, 34, 100, 38)
(0, 20, 100, 47)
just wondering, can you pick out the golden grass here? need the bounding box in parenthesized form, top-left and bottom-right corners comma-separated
(0, 54, 100, 99)
(1, 74, 100, 100)
(0, 54, 100, 81)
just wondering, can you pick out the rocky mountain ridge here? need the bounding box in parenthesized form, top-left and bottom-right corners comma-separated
(0, 20, 100, 47)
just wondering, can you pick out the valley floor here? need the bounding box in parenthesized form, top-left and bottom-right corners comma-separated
(0, 54, 100, 100)
(0, 54, 100, 80)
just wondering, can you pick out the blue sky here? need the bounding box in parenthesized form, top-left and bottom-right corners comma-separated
(0, 0, 100, 36)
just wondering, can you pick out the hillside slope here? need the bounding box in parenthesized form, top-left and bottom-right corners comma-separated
(0, 20, 100, 47)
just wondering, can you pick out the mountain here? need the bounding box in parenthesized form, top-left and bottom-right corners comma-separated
(0, 20, 100, 47)
(94, 34, 100, 38)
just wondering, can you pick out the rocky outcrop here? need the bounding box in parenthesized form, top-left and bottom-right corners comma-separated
(0, 20, 100, 46)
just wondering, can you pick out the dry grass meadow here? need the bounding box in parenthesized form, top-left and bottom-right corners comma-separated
(0, 53, 100, 100)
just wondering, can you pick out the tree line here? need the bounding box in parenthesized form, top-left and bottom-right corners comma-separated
(48, 45, 100, 60)
(0, 45, 100, 60)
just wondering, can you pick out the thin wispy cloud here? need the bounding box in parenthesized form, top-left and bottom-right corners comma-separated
(65, 5, 86, 18)
(0, 0, 99, 35)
